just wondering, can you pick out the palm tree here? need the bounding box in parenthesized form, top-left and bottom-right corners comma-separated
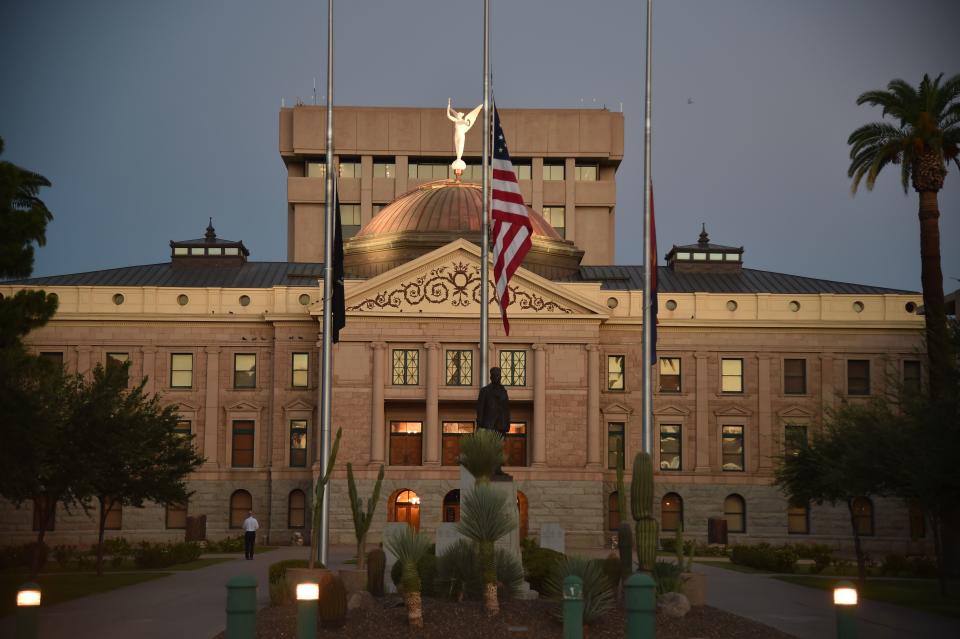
(457, 429, 505, 484)
(457, 484, 515, 616)
(847, 73, 960, 397)
(384, 524, 431, 628)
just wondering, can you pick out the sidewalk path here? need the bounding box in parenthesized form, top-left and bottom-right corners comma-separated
(698, 562, 960, 639)
(0, 546, 346, 639)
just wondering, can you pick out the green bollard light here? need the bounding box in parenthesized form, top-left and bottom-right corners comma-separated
(562, 575, 584, 639)
(624, 572, 656, 638)
(225, 575, 258, 639)
(16, 582, 41, 639)
(833, 581, 858, 639)
(295, 582, 319, 639)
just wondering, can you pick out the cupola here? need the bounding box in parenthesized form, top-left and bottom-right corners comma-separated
(170, 219, 249, 266)
(665, 225, 743, 273)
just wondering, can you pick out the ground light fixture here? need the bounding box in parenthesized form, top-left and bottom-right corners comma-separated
(833, 580, 858, 639)
(295, 581, 319, 639)
(16, 582, 41, 639)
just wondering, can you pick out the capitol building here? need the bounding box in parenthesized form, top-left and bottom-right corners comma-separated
(0, 105, 928, 553)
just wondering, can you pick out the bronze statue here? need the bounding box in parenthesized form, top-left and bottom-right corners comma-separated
(477, 367, 510, 434)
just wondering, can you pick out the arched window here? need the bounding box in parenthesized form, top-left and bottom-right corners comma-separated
(661, 493, 683, 532)
(389, 489, 421, 531)
(166, 501, 187, 530)
(443, 490, 460, 523)
(517, 491, 529, 541)
(724, 494, 746, 533)
(852, 497, 874, 536)
(288, 490, 306, 529)
(787, 502, 809, 534)
(608, 492, 620, 531)
(230, 490, 253, 529)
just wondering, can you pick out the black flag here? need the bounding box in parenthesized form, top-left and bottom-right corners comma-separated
(331, 188, 346, 343)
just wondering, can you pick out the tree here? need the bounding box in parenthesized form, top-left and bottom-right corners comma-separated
(79, 363, 204, 575)
(774, 401, 897, 583)
(847, 72, 960, 397)
(384, 524, 431, 628)
(457, 484, 515, 616)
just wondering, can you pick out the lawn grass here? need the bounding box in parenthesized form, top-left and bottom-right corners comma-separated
(694, 558, 773, 574)
(776, 575, 960, 618)
(0, 572, 167, 618)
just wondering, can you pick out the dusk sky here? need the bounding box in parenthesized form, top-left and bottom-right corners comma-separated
(1, 0, 957, 293)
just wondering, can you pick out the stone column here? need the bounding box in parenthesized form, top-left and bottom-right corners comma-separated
(76, 345, 92, 375)
(532, 343, 547, 467)
(370, 342, 387, 465)
(585, 344, 601, 468)
(564, 157, 576, 243)
(820, 353, 835, 415)
(140, 346, 157, 395)
(694, 352, 711, 472)
(424, 342, 441, 465)
(757, 354, 772, 472)
(203, 347, 221, 468)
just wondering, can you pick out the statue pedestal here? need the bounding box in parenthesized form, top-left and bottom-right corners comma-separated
(459, 468, 538, 599)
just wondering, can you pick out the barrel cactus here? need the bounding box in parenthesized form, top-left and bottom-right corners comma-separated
(630, 451, 658, 571)
(318, 573, 347, 628)
(617, 521, 633, 577)
(366, 546, 386, 596)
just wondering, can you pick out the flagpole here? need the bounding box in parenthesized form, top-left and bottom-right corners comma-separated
(480, 0, 491, 385)
(641, 0, 654, 455)
(319, 0, 335, 567)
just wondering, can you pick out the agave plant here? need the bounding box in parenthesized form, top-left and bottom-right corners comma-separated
(437, 540, 525, 602)
(543, 555, 615, 625)
(457, 429, 505, 484)
(384, 524, 432, 627)
(457, 484, 515, 615)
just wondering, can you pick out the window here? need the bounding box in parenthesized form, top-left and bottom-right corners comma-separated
(543, 163, 565, 181)
(39, 351, 64, 368)
(166, 502, 187, 529)
(408, 163, 452, 180)
(174, 420, 191, 436)
(390, 421, 422, 466)
(392, 349, 419, 385)
(847, 360, 870, 395)
(721, 425, 744, 471)
(445, 349, 473, 386)
(234, 353, 256, 388)
(514, 163, 531, 180)
(852, 497, 874, 536)
(659, 424, 681, 471)
(661, 493, 683, 532)
(903, 360, 922, 394)
(721, 358, 743, 393)
(784, 424, 807, 457)
(608, 492, 621, 531)
(106, 352, 130, 384)
(289, 420, 308, 467)
(607, 355, 625, 391)
(787, 502, 809, 534)
(441, 422, 474, 466)
(338, 159, 361, 178)
(658, 357, 681, 393)
(909, 500, 925, 539)
(232, 420, 255, 467)
(784, 359, 806, 395)
(373, 160, 395, 178)
(607, 422, 625, 469)
(372, 203, 386, 217)
(499, 350, 526, 386)
(341, 204, 361, 239)
(292, 353, 309, 388)
(170, 353, 193, 388)
(230, 490, 252, 529)
(542, 206, 565, 238)
(443, 490, 460, 523)
(288, 490, 306, 528)
(306, 162, 326, 178)
(575, 164, 598, 181)
(505, 422, 527, 466)
(392, 489, 421, 531)
(724, 494, 746, 533)
(32, 495, 54, 532)
(103, 498, 122, 530)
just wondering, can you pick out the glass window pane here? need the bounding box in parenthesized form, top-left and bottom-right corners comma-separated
(292, 352, 309, 388)
(499, 350, 526, 386)
(373, 161, 395, 178)
(661, 493, 683, 531)
(724, 495, 746, 533)
(784, 359, 806, 394)
(232, 421, 255, 467)
(607, 355, 625, 390)
(848, 360, 870, 395)
(171, 354, 193, 388)
(659, 424, 681, 471)
(659, 357, 681, 392)
(575, 165, 598, 181)
(721, 358, 743, 393)
(607, 422, 625, 469)
(721, 425, 744, 471)
(393, 349, 419, 385)
(787, 503, 809, 534)
(288, 491, 306, 528)
(389, 421, 423, 466)
(166, 502, 187, 529)
(234, 353, 256, 388)
(514, 164, 531, 180)
(445, 350, 473, 386)
(505, 421, 527, 466)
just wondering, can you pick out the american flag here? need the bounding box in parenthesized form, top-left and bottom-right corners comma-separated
(491, 106, 532, 335)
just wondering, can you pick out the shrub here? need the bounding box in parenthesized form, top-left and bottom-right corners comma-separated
(521, 539, 564, 593)
(659, 537, 694, 555)
(268, 559, 310, 605)
(730, 543, 798, 573)
(543, 556, 614, 625)
(652, 560, 684, 595)
(132, 541, 202, 569)
(391, 548, 437, 596)
(692, 541, 728, 557)
(881, 553, 907, 577)
(435, 541, 525, 601)
(909, 556, 937, 578)
(53, 545, 78, 569)
(206, 536, 246, 553)
(0, 544, 43, 570)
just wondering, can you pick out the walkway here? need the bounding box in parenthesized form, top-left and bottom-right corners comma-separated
(698, 562, 960, 639)
(0, 545, 354, 639)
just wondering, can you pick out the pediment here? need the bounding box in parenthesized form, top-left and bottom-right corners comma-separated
(778, 406, 816, 421)
(284, 399, 315, 412)
(172, 400, 200, 412)
(333, 239, 608, 319)
(714, 404, 752, 417)
(654, 404, 690, 417)
(224, 401, 262, 413)
(602, 402, 634, 416)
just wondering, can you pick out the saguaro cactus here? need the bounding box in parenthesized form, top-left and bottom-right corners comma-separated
(630, 451, 659, 572)
(309, 427, 342, 569)
(347, 461, 385, 569)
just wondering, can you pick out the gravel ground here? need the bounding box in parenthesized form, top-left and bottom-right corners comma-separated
(213, 598, 798, 638)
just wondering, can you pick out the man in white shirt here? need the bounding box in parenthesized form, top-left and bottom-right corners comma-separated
(242, 511, 260, 560)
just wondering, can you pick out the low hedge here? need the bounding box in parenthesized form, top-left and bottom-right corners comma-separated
(132, 541, 201, 569)
(730, 543, 798, 573)
(521, 538, 564, 593)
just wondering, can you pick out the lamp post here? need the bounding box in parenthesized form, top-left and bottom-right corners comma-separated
(16, 583, 41, 639)
(833, 581, 858, 639)
(562, 575, 584, 639)
(295, 582, 319, 639)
